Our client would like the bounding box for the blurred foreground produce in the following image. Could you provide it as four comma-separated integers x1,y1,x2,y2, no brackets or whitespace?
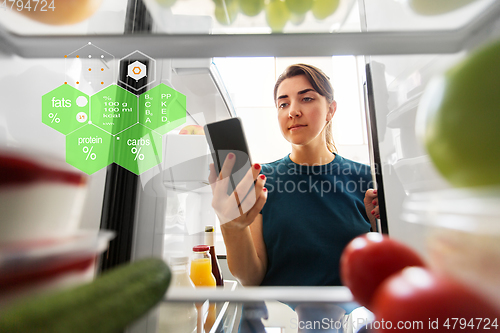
18,0,104,25
155,0,177,8
0,258,171,333
215,0,239,25
312,0,340,20
265,0,290,32
419,39,500,188
285,0,313,15
340,233,425,309
239,0,264,16
214,0,341,31
372,267,499,333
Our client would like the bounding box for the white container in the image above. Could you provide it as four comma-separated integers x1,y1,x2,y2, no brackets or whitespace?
402,187,500,313
0,149,87,243
0,230,114,307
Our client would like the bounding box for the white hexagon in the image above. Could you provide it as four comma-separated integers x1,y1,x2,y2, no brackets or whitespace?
128,61,147,81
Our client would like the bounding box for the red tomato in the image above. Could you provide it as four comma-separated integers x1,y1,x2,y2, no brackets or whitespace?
340,233,425,309
372,267,500,333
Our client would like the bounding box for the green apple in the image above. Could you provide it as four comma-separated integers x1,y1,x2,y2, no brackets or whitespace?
312,0,340,20
419,39,500,188
239,0,264,17
265,0,290,33
408,0,479,16
285,0,312,15
214,1,239,25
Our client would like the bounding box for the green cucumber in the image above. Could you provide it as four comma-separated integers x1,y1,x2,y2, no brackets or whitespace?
0,258,171,333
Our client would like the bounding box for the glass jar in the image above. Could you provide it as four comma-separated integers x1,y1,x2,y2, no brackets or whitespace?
190,245,216,288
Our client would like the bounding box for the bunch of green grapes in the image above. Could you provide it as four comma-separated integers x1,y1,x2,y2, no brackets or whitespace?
212,0,341,32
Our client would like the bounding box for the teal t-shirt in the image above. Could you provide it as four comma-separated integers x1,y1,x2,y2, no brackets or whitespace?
260,154,373,286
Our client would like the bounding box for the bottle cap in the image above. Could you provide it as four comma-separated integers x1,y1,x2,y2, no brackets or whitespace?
205,225,214,232
170,255,189,265
193,245,210,252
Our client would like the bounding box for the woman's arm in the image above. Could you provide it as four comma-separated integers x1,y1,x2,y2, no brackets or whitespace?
208,153,268,286
221,214,268,286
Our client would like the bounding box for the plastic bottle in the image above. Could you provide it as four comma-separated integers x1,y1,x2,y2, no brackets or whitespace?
158,256,197,333
204,225,224,287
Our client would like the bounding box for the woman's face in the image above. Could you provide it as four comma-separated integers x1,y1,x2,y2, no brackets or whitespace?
276,74,336,149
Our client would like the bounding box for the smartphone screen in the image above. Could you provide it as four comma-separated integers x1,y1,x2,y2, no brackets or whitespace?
204,117,253,196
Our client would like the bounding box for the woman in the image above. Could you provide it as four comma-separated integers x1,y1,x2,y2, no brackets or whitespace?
209,64,379,287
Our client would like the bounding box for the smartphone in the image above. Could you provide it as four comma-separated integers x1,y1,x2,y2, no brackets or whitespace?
204,117,253,196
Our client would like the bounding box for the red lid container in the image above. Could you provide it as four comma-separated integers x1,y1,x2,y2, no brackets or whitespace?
193,245,210,252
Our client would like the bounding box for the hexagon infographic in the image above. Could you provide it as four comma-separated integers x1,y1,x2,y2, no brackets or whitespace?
43,56,186,175
114,124,162,175
128,61,147,81
139,83,186,135
42,84,89,135
91,85,138,135
119,50,156,92
66,124,114,174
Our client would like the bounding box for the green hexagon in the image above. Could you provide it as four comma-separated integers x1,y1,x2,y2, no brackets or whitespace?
91,84,138,135
139,83,186,135
114,123,162,175
66,124,114,175
42,84,89,135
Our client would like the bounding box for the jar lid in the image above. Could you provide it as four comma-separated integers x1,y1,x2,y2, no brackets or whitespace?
193,245,210,252
205,225,214,232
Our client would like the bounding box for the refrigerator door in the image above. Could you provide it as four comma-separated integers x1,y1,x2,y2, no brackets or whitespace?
360,0,500,253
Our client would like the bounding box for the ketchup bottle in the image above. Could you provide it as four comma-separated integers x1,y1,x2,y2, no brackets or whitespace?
204,226,224,287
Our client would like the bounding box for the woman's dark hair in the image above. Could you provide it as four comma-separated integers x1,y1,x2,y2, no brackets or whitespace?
274,64,336,153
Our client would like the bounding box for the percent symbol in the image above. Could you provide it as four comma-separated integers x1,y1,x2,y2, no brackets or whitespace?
103,96,112,101
83,146,97,160
131,147,145,161
48,113,61,123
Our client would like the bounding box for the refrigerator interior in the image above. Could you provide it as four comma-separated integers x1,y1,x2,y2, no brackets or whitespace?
1,0,500,332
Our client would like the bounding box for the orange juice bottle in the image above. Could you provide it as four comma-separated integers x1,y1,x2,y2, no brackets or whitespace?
190,245,216,287
190,245,216,333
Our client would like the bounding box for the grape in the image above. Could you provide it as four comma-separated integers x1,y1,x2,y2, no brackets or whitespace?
215,1,239,26
265,0,290,33
312,0,340,20
239,0,264,17
290,12,306,26
285,0,313,15
155,0,177,8
213,0,235,6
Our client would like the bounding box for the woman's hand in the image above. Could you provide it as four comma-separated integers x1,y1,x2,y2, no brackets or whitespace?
209,153,268,229
364,189,379,230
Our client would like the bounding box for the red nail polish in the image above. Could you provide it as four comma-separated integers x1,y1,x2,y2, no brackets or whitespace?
259,174,266,180
228,153,234,159
371,210,375,215
372,200,377,205
254,163,261,170
373,189,377,194
376,215,380,219
263,187,267,192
